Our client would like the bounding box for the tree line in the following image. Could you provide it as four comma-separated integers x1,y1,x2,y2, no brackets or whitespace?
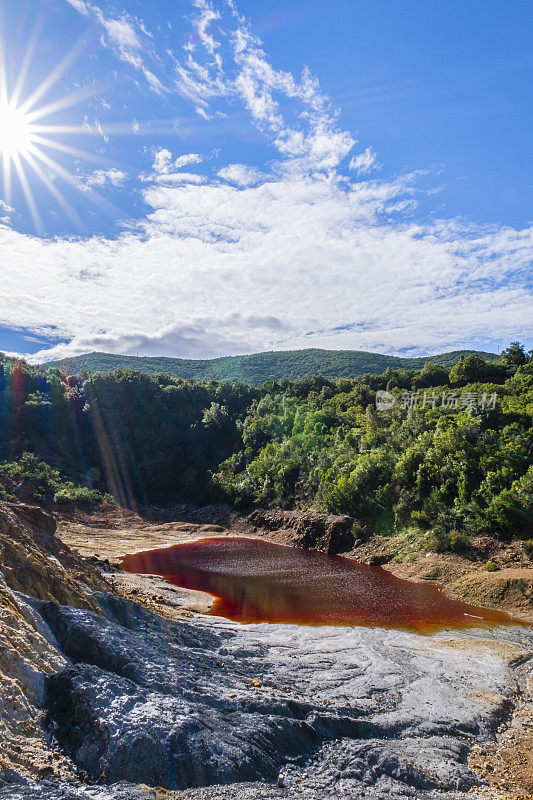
0,343,531,550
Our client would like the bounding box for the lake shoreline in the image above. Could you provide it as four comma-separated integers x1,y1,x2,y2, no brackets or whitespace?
57,504,533,622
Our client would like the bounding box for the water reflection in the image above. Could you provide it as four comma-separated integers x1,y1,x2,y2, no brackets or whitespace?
121,537,525,634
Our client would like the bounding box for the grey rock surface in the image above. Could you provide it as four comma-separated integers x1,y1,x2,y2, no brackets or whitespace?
1,590,531,800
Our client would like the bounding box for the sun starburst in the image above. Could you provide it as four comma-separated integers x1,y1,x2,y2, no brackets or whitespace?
0,102,33,158
0,22,122,232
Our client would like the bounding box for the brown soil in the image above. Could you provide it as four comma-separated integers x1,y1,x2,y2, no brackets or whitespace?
468,674,533,800
57,505,231,562
351,536,533,620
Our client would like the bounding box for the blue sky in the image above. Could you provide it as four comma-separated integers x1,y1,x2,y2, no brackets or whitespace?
0,0,532,360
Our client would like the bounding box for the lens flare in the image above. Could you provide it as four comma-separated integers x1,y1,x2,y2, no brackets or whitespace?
0,23,119,230
0,101,32,158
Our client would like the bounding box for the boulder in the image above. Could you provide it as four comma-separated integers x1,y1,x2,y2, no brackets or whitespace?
246,509,355,554
7,503,57,536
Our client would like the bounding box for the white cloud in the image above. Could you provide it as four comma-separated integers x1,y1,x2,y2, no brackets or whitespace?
166,2,356,172
350,146,380,176
231,32,355,171
149,150,204,183
2,171,532,363
152,148,173,174
155,173,206,184
99,16,141,51
68,0,356,172
67,0,166,95
83,168,128,189
218,164,261,187
3,0,530,363
175,153,203,168
82,117,109,142
65,0,89,13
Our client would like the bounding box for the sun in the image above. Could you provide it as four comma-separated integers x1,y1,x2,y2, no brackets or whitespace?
0,17,164,231
0,101,33,159
0,32,119,230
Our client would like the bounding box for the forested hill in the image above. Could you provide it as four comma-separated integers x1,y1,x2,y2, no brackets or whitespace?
1,343,531,549
43,348,499,385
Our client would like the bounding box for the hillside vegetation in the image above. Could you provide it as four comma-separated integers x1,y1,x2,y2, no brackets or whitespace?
0,344,531,551
43,347,499,385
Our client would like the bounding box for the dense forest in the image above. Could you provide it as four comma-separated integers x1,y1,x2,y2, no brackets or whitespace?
44,347,499,385
1,343,531,552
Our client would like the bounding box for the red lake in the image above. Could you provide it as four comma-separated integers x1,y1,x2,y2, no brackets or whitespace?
121,537,527,634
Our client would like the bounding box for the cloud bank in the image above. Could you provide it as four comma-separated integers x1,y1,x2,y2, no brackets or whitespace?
1,0,531,362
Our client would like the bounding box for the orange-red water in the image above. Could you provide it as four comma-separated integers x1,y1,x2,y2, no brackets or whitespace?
121,537,527,634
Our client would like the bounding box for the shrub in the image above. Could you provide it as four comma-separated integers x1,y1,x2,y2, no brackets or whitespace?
426,526,450,552
523,539,533,559
351,522,366,542
0,453,112,510
483,561,500,572
53,485,103,508
449,530,470,552
426,527,470,553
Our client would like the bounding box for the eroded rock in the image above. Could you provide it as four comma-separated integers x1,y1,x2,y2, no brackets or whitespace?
0,573,74,786
0,502,111,787
0,503,106,608
20,590,530,798
246,509,355,554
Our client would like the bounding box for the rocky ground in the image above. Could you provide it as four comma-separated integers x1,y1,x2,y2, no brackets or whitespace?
0,503,531,800
0,503,108,786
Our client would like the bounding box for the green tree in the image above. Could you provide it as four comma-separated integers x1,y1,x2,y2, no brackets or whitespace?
499,341,528,367
415,362,449,387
